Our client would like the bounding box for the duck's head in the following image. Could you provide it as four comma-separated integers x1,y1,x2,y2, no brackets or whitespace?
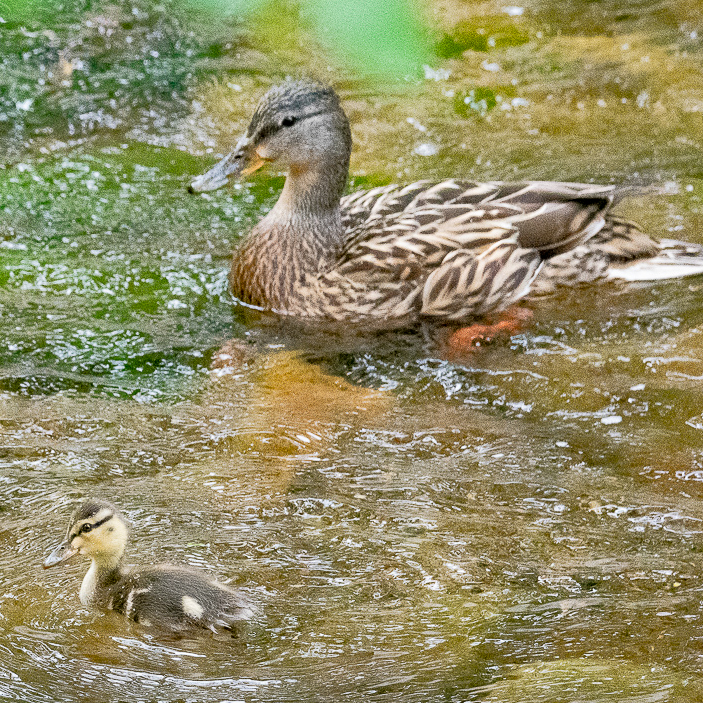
189,79,351,193
44,499,129,569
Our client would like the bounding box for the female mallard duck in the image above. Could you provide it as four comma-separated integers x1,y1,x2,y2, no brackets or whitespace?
44,499,255,633
189,79,703,329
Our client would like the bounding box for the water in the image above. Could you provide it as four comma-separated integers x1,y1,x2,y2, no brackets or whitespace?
2,0,703,701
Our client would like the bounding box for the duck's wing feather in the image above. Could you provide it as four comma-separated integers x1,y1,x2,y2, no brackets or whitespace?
532,216,703,293
339,180,618,262
317,234,540,322
418,237,541,319
327,180,618,321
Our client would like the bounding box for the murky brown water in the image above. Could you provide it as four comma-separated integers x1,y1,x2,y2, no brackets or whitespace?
3,0,703,701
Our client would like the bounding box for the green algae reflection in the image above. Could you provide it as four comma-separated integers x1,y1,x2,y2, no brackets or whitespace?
186,0,433,78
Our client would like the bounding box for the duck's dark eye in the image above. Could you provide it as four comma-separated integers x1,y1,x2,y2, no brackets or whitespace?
80,523,92,534
281,116,296,127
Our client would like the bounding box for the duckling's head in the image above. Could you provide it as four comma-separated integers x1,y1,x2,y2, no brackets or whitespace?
189,79,352,193
44,500,129,570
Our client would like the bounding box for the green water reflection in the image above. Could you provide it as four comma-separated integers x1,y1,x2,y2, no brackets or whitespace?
2,1,703,701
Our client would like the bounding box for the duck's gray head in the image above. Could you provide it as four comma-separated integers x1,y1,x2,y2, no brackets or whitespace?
189,79,352,193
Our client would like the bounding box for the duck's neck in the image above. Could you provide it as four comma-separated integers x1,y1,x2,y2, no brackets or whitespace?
231,157,349,310
79,553,124,606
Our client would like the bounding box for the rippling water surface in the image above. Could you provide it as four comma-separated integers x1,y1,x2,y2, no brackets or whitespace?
3,1,703,701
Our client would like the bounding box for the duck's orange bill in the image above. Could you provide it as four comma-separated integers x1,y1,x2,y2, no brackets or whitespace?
241,155,267,176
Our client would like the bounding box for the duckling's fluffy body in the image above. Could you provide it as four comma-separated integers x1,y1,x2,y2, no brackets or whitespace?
45,500,254,633
190,80,703,327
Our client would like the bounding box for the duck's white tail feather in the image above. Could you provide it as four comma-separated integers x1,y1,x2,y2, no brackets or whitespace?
608,238,703,281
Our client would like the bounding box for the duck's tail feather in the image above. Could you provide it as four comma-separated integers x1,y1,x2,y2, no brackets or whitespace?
608,238,703,281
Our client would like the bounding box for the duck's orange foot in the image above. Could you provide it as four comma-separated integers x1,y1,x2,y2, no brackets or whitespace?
442,307,533,360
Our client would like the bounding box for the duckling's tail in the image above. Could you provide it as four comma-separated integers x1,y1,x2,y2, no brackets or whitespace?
608,238,703,282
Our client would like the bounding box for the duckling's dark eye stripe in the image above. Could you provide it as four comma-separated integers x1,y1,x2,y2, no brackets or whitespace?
70,513,113,540
91,513,114,529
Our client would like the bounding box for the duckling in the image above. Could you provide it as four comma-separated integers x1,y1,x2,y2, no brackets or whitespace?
189,79,703,331
44,499,255,633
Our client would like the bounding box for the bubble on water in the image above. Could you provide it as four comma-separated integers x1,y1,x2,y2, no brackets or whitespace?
481,60,501,72
414,142,439,156
422,65,451,81
636,90,650,108
166,298,188,309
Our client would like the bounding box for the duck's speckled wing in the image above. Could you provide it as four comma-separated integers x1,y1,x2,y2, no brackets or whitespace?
316,233,538,322
528,215,658,294
533,218,703,293
333,180,619,320
340,180,617,254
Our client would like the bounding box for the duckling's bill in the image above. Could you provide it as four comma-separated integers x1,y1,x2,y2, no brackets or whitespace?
189,136,266,193
44,540,78,568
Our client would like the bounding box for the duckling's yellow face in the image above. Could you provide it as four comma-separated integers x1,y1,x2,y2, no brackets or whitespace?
44,501,129,568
